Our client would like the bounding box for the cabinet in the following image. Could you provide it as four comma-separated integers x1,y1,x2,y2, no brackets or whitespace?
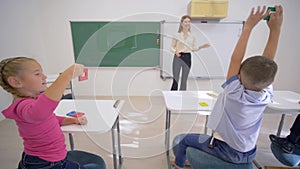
187,0,228,19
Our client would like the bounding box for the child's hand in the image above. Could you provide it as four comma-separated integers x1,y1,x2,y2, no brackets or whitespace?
267,5,283,30
175,51,181,57
244,6,269,29
75,116,88,125
66,64,85,78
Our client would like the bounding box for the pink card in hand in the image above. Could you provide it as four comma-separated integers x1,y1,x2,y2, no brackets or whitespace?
78,68,88,81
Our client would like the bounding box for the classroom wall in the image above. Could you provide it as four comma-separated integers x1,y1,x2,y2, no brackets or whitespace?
0,0,299,116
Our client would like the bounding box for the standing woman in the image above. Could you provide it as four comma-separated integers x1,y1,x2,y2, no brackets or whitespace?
170,15,210,90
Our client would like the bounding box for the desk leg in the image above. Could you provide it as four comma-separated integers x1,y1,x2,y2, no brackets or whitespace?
117,116,123,168
112,118,118,169
165,109,172,169
277,114,286,137
69,133,75,151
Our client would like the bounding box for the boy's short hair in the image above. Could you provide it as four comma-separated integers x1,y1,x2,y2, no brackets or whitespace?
239,56,278,91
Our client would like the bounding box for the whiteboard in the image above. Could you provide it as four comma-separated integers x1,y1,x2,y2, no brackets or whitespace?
160,21,244,79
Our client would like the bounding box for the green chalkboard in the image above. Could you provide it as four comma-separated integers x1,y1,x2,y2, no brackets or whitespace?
70,21,160,67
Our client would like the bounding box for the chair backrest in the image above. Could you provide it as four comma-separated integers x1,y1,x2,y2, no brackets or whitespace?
67,150,106,169
186,147,253,169
172,134,253,169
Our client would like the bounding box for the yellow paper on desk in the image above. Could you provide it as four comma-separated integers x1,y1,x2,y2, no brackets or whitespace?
199,102,208,107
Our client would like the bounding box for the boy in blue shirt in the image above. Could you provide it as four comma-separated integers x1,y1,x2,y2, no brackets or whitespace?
174,5,283,168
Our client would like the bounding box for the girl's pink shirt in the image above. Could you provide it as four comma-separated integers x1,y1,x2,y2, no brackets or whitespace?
2,93,67,162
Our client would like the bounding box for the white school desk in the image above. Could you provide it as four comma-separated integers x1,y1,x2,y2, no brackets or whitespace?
162,91,217,169
253,91,300,169
54,99,124,169
162,90,300,169
264,90,300,136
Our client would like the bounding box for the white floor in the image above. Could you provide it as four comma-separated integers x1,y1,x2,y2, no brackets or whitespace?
0,96,297,169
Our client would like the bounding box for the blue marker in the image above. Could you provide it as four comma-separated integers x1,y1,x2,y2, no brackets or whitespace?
66,111,77,117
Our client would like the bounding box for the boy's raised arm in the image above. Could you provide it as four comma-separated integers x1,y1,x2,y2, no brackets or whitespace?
226,6,269,80
263,5,283,60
